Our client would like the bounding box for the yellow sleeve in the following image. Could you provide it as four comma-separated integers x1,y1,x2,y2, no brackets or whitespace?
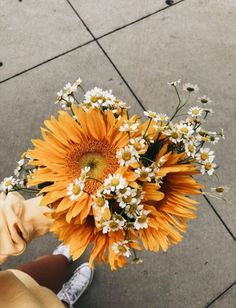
0,192,53,265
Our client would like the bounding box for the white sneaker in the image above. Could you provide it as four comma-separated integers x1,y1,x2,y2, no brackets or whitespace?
53,243,72,262
57,263,94,307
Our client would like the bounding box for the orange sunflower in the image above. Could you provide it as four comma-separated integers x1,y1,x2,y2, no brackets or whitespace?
28,106,141,224
139,143,202,253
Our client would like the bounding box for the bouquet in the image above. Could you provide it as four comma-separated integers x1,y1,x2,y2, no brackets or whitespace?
1,78,226,270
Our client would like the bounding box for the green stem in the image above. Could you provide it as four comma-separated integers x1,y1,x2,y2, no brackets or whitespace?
143,118,152,138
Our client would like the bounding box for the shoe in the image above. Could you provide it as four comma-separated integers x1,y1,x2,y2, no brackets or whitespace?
53,243,72,262
57,263,94,307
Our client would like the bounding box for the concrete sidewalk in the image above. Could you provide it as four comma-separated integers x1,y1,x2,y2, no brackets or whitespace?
0,0,235,307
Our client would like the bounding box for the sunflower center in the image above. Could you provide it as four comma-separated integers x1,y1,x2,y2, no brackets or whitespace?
66,139,119,193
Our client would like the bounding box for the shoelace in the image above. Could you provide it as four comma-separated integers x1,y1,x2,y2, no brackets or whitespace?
64,276,88,302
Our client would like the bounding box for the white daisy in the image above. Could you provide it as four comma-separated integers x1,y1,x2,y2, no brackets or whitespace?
67,179,84,200
103,174,127,194
60,94,75,110
143,110,157,119
55,90,63,104
196,148,215,163
165,126,182,144
184,141,196,158
197,95,212,104
119,121,139,133
135,166,155,182
117,189,140,209
116,146,139,167
125,203,144,219
75,78,82,86
188,106,204,118
155,113,169,122
64,82,77,95
91,193,109,213
117,186,135,198
183,83,199,93
177,123,194,138
208,132,220,145
112,240,132,258
129,137,147,153
200,162,216,176
134,210,151,230
0,176,16,192
168,79,181,87
102,217,125,233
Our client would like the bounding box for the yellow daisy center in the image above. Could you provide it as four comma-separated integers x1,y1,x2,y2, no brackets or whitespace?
109,221,119,229
133,142,142,151
96,197,105,207
137,215,147,224
192,109,200,115
171,132,179,139
123,195,132,203
188,145,194,153
118,245,127,253
5,180,11,186
111,178,120,186
201,153,209,160
140,171,148,179
122,151,132,161
72,185,82,195
205,162,212,170
180,127,189,133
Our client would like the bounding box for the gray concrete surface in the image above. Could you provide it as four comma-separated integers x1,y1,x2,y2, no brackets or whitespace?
0,0,235,307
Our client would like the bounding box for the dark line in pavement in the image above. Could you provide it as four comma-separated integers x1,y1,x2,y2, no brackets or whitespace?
66,0,146,111
205,281,236,307
96,0,185,41
0,0,185,85
203,194,236,241
0,40,94,84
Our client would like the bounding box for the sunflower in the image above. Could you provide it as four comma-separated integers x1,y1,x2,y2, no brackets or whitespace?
139,143,202,252
28,106,142,224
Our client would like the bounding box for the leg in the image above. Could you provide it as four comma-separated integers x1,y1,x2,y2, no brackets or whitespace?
17,254,69,294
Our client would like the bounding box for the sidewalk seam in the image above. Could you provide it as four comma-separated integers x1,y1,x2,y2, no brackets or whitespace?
0,0,185,85
0,40,94,84
205,281,236,307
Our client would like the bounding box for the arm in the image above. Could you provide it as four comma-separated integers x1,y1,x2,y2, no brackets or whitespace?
0,192,53,265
